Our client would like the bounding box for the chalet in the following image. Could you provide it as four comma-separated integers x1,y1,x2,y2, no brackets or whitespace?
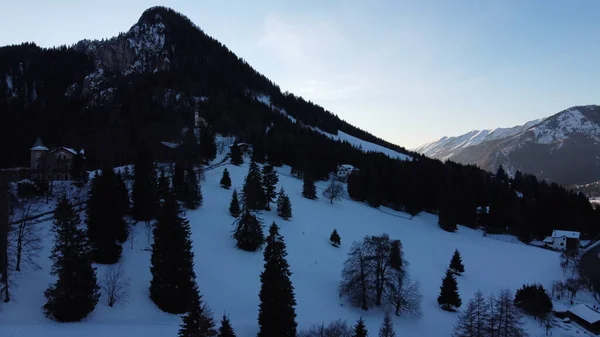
543,230,580,251
567,304,600,334
230,142,250,153
336,164,357,182
30,138,84,181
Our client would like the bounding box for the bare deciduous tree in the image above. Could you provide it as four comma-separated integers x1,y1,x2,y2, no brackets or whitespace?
128,223,138,250
298,319,353,337
10,198,43,272
323,174,344,204
102,263,130,307
386,274,422,318
339,241,372,310
144,220,154,245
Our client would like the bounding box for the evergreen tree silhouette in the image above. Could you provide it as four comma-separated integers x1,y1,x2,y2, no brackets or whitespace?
437,269,462,311
220,168,232,189
229,189,241,218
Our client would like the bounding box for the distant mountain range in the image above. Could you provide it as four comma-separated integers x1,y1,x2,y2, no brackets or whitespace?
414,105,600,185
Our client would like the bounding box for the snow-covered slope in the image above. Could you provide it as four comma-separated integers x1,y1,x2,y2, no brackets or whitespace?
255,93,412,161
415,105,600,185
1,156,583,337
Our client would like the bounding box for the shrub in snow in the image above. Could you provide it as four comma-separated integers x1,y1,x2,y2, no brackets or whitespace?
297,319,352,337
513,283,552,321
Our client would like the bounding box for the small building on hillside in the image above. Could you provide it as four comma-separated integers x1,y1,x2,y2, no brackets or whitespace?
30,137,85,181
229,142,250,154
543,230,580,251
567,304,600,334
336,164,357,182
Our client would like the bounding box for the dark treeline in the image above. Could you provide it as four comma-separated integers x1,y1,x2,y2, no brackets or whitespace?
0,6,598,241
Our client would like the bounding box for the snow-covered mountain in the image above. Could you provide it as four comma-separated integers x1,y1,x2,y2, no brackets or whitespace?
415,105,600,185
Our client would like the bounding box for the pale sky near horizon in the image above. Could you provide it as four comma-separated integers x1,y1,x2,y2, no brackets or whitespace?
2,1,599,149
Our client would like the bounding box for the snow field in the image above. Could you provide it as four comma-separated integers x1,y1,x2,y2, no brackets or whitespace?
0,158,569,336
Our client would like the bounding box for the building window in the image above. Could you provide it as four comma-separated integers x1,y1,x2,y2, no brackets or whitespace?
35,164,40,170
560,242,564,246
36,153,40,158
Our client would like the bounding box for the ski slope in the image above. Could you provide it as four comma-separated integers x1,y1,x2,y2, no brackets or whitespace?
0,157,586,337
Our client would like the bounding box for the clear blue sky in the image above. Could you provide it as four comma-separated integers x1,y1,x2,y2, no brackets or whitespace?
2,1,599,149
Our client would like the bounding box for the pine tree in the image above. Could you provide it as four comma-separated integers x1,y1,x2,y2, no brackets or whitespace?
178,283,217,337
261,164,279,210
132,143,158,221
438,269,462,311
229,189,241,218
232,205,264,251
86,168,128,264
158,168,170,202
199,126,217,164
389,240,404,271
243,159,266,211
173,160,186,201
495,289,527,337
220,168,232,189
184,164,202,210
150,191,196,314
302,174,317,200
330,229,341,247
353,317,369,337
218,314,236,337
257,223,297,337
230,143,243,166
44,197,100,322
449,249,465,275
276,188,292,220
452,290,488,337
379,312,396,337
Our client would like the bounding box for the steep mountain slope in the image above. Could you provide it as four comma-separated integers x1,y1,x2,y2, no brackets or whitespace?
0,6,413,169
415,106,600,185
1,157,573,337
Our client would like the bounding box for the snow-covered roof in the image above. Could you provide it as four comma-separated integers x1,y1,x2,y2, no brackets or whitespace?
160,141,180,149
30,146,49,151
568,304,600,324
552,230,580,239
49,147,78,155
338,164,355,171
552,301,569,313
543,236,554,243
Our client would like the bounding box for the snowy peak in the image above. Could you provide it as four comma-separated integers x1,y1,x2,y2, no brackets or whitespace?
415,105,600,185
532,106,600,144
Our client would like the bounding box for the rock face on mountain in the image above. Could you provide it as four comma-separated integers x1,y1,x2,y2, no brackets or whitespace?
415,105,600,185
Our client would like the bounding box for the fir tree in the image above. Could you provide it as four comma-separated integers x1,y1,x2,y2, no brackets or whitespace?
449,249,465,275
178,283,217,337
132,143,158,221
173,159,186,201
229,189,241,218
243,159,266,211
218,314,236,337
353,317,369,337
257,223,297,337
86,168,128,264
261,164,279,210
389,240,404,271
230,143,243,166
276,188,292,220
232,205,264,251
199,126,217,164
150,191,196,314
379,312,396,337
330,229,341,247
158,168,170,202
184,164,202,210
220,168,232,189
302,174,317,200
44,197,100,322
438,269,462,311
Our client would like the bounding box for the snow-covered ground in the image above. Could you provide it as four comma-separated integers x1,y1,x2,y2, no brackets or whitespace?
1,156,594,337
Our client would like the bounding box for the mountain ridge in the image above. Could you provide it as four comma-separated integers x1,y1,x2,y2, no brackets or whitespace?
415,105,600,185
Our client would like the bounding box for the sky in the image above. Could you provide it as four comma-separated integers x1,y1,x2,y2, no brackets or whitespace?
2,1,600,149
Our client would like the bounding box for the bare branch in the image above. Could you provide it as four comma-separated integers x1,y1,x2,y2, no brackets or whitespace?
102,263,130,307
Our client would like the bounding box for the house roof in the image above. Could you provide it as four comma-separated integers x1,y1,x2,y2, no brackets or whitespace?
543,236,554,243
338,164,355,171
568,304,600,324
552,230,580,239
160,141,180,149
30,137,49,151
49,147,78,155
